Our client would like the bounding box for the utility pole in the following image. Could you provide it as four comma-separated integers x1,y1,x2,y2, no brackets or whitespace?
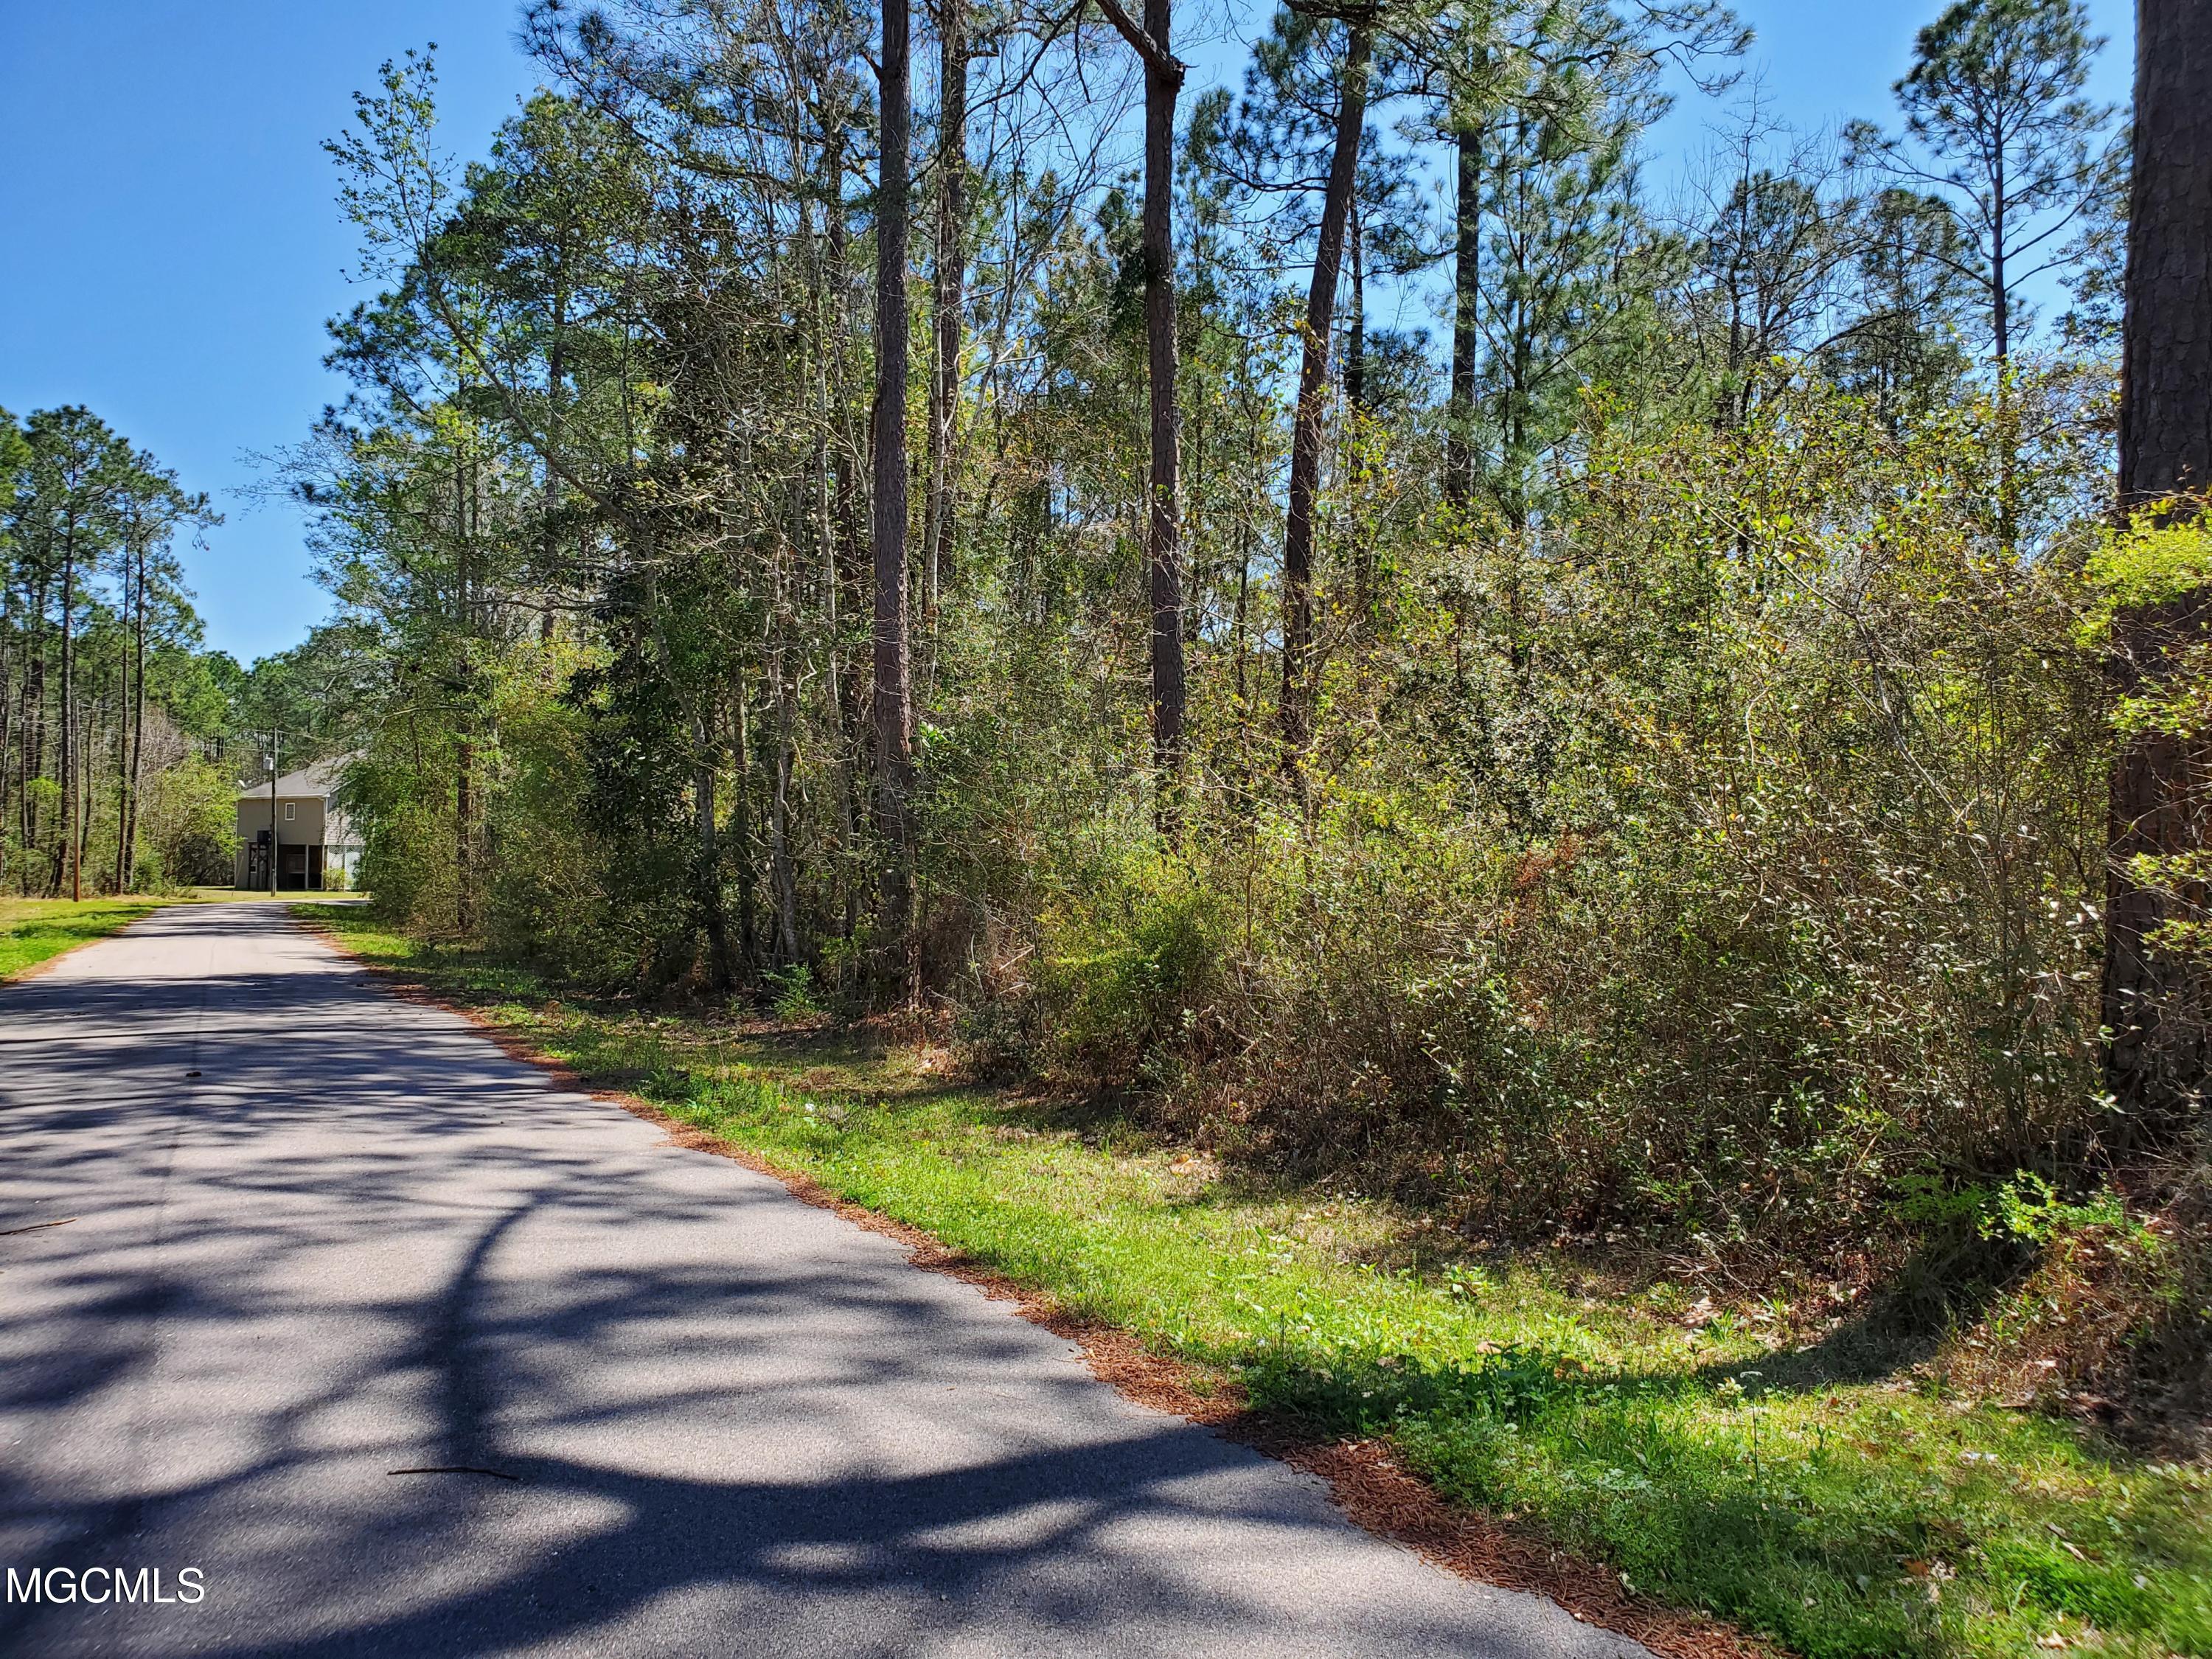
267,729,279,898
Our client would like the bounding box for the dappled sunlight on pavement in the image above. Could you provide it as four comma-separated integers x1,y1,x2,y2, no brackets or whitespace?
0,904,1640,1658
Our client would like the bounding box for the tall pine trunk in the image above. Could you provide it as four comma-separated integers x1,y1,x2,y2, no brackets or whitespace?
1140,0,1186,820
768,529,804,969
1993,154,2019,552
1278,18,1372,779
125,535,147,891
115,528,146,894
771,670,802,967
1345,199,1366,415
732,692,760,972
113,632,128,894
693,717,735,992
819,124,869,948
923,0,970,641
1447,121,1481,510
54,512,78,900
2103,0,2212,1124
1096,0,1187,824
873,0,919,951
0,574,15,893
20,581,44,870
455,737,474,930
1346,198,1377,627
74,698,92,898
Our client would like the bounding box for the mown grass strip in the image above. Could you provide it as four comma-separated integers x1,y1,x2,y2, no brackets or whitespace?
0,897,173,980
307,905,2212,1659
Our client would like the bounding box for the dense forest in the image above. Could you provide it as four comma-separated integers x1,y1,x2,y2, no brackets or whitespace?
0,407,252,897
256,0,2202,1401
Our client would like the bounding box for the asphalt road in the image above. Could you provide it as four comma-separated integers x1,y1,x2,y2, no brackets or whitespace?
0,902,1647,1658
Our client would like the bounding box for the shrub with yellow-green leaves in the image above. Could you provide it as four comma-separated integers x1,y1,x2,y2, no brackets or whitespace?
1019,383,2123,1256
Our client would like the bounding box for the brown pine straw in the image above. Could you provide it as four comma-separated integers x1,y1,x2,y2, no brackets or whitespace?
320,927,1781,1659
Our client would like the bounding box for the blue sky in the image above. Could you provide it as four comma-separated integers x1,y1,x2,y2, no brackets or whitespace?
0,1,2135,665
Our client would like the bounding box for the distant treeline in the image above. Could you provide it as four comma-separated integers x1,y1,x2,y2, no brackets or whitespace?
1,406,247,894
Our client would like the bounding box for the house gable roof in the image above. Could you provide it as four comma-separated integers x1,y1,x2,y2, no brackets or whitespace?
237,757,349,803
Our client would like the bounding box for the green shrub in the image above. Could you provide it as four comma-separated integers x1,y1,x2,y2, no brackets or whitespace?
1035,854,1228,1084
970,383,2117,1256
764,964,823,1021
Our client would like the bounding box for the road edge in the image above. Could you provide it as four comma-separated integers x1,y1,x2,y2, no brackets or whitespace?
293,911,1784,1659
0,898,177,984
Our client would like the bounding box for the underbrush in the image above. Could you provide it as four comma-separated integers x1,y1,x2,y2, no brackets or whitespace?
919,399,2129,1287
1936,1173,2212,1446
305,905,2212,1659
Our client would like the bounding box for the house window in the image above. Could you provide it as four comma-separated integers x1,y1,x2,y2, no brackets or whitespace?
283,803,296,821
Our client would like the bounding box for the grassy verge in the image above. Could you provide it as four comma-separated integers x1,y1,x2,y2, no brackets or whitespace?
0,890,360,980
0,896,173,978
307,905,2211,1659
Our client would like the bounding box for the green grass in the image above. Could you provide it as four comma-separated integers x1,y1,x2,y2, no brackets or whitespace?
0,889,363,979
307,905,2212,1659
0,896,173,978
185,886,369,904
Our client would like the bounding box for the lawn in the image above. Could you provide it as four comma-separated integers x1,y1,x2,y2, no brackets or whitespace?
0,896,172,979
306,906,2212,1659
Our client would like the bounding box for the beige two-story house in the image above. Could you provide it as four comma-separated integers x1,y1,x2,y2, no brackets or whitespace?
235,759,360,891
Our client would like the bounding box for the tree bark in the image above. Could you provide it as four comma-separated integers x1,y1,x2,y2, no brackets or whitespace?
55,509,78,900
1447,120,1481,510
1992,147,2009,369
767,527,804,970
693,719,735,993
1346,196,1379,628
455,736,474,933
732,691,760,973
771,670,802,967
819,124,869,947
74,698,91,897
113,546,130,895
874,0,919,950
2103,0,2212,1124
20,577,45,869
923,0,970,636
0,573,13,893
1140,0,1186,820
1993,147,2020,551
1345,198,1367,415
1096,0,1187,823
1279,18,1372,779
120,529,148,891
